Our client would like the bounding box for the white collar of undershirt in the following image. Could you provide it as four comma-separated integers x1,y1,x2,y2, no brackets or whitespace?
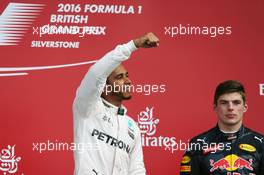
220,129,238,134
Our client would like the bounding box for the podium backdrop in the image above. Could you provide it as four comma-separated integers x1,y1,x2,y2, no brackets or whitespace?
1,0,264,174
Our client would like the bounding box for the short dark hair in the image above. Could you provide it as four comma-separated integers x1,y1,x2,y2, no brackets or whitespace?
214,80,246,105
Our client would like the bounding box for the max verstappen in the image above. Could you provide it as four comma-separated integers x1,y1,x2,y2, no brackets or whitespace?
73,33,159,175
180,80,264,175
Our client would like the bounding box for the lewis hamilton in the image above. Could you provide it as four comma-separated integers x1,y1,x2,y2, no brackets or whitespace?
73,33,159,175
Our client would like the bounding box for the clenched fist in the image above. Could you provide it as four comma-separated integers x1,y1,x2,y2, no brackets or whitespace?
133,32,159,48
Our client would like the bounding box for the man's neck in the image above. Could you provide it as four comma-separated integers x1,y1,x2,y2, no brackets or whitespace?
218,121,242,133
102,96,122,107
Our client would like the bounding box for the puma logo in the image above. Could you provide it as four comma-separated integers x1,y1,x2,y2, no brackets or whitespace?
254,136,263,143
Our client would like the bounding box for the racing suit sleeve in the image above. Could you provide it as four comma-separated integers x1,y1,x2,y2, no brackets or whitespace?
74,40,137,117
180,141,201,175
128,126,146,175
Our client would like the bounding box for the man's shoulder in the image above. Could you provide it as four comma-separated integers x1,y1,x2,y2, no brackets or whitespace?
124,115,138,125
189,126,217,143
243,126,264,146
123,115,140,132
244,126,264,137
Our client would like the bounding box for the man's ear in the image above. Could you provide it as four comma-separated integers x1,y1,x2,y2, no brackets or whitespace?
243,103,248,112
213,104,217,111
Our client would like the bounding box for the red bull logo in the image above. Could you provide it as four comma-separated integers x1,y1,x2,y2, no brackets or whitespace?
210,154,253,172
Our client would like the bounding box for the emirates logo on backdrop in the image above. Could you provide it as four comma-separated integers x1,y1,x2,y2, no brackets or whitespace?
0,145,21,174
137,107,159,136
136,107,177,153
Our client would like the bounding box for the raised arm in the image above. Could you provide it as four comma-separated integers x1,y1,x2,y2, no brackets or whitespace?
74,33,159,117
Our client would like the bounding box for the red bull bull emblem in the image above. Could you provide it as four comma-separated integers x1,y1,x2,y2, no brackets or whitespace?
210,154,253,173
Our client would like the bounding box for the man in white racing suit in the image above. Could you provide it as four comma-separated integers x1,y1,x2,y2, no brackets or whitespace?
73,33,159,175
